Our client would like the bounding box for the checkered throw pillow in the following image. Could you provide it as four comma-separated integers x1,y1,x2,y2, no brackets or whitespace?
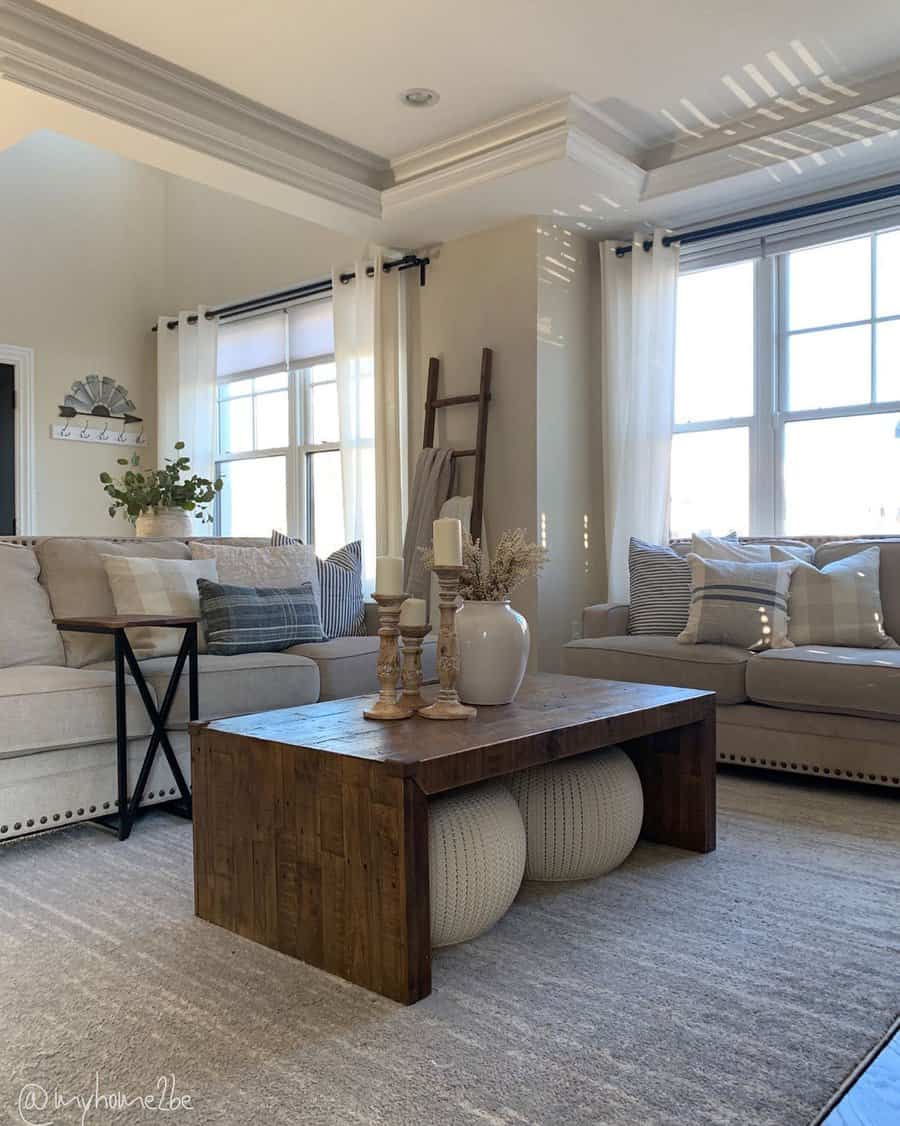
102,554,218,657
271,531,366,639
197,579,324,656
677,555,797,651
772,546,898,648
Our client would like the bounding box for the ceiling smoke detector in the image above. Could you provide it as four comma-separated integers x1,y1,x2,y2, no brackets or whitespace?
400,88,440,108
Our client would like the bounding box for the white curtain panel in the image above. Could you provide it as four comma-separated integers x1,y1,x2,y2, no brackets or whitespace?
600,232,680,603
156,308,217,483
332,252,409,589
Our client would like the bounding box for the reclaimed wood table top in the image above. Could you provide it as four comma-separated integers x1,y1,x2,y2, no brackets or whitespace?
54,614,200,633
200,673,715,795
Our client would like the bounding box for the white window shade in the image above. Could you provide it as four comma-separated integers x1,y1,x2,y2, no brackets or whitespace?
217,312,286,379
289,299,334,365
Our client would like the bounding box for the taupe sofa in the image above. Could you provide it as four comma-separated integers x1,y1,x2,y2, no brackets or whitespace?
0,536,436,840
563,537,900,789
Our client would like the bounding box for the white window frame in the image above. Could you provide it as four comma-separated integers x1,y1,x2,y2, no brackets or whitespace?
673,230,900,537
214,303,337,540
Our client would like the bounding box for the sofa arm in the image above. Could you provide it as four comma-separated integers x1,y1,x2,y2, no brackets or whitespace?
582,603,629,639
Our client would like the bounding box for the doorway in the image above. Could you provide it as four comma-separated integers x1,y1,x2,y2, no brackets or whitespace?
0,362,14,534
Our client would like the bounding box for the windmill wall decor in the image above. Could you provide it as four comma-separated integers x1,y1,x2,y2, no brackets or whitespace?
52,374,147,447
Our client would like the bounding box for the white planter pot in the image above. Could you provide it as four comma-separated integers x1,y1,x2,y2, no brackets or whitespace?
456,600,530,706
134,509,193,539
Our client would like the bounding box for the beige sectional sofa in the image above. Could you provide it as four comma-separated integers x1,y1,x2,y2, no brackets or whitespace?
0,536,436,840
563,537,900,789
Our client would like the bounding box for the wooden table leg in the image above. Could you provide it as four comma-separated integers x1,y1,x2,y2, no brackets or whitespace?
192,730,433,1004
623,705,716,853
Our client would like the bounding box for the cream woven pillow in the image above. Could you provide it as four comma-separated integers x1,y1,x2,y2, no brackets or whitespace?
678,555,797,651
772,546,898,648
190,542,320,606
102,555,218,657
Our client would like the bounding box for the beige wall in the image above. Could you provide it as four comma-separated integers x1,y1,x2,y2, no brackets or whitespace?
412,218,540,638
0,132,368,535
536,226,601,670
162,176,366,311
0,132,166,535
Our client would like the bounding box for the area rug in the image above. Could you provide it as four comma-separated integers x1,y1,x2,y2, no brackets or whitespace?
0,773,897,1126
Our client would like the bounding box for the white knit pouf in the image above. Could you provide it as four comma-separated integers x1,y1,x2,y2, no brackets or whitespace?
429,781,526,948
507,748,644,882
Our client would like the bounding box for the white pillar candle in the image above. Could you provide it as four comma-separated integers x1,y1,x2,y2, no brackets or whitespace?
399,597,427,628
375,555,404,596
433,517,463,567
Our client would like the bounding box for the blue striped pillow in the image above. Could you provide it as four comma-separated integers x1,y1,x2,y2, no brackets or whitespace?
197,578,324,656
271,531,366,639
628,538,692,635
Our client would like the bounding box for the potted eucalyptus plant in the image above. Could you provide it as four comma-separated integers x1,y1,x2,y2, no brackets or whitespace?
100,442,223,537
424,529,548,705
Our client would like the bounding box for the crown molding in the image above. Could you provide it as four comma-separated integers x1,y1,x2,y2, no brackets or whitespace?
0,0,387,216
384,95,644,217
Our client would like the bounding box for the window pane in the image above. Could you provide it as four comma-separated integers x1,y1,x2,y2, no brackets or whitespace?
218,456,287,537
254,371,288,393
310,361,336,385
308,449,344,558
219,397,253,455
670,427,749,539
311,382,339,444
787,324,870,411
675,262,754,424
876,229,900,318
219,378,253,401
876,320,900,402
783,414,900,535
787,237,870,331
255,390,289,449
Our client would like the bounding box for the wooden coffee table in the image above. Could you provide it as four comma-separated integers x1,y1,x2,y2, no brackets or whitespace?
190,674,715,1004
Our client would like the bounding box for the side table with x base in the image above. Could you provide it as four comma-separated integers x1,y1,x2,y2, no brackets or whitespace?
53,615,198,841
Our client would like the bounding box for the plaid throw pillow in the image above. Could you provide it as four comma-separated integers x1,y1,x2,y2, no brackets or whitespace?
677,555,797,651
772,546,898,648
627,538,691,636
271,531,366,639
197,579,324,656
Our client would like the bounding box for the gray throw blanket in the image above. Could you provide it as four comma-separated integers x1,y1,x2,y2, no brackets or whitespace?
403,448,455,597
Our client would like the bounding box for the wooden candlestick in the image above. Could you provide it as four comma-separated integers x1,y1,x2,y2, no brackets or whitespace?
400,624,431,711
364,594,414,721
419,566,477,721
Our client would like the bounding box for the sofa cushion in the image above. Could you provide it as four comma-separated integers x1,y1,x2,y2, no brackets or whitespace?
814,540,900,643
562,635,750,704
0,544,65,669
746,646,900,721
286,636,438,701
36,538,191,668
0,666,153,755
98,651,321,727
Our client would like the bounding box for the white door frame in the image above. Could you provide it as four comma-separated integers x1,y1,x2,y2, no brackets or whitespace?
0,345,36,535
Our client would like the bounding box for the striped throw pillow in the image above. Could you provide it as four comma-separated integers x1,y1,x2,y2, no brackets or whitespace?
677,555,797,651
271,532,366,639
628,538,692,636
197,579,324,656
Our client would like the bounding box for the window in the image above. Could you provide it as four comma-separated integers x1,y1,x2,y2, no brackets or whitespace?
215,300,349,558
671,230,900,538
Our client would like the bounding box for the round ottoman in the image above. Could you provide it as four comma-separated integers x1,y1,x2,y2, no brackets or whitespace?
429,781,526,948
508,748,643,881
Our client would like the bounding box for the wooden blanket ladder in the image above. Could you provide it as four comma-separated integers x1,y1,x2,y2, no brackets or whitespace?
422,347,492,539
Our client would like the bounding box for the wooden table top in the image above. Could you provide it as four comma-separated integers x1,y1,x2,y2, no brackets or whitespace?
200,674,714,795
54,614,200,632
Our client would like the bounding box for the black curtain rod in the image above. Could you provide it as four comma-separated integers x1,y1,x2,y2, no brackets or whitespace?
614,181,900,257
152,253,429,331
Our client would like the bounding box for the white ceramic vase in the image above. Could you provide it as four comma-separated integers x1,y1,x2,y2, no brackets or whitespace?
456,600,530,706
134,508,193,539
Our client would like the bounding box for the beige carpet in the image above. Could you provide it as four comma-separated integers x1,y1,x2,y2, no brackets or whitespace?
1,773,897,1126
